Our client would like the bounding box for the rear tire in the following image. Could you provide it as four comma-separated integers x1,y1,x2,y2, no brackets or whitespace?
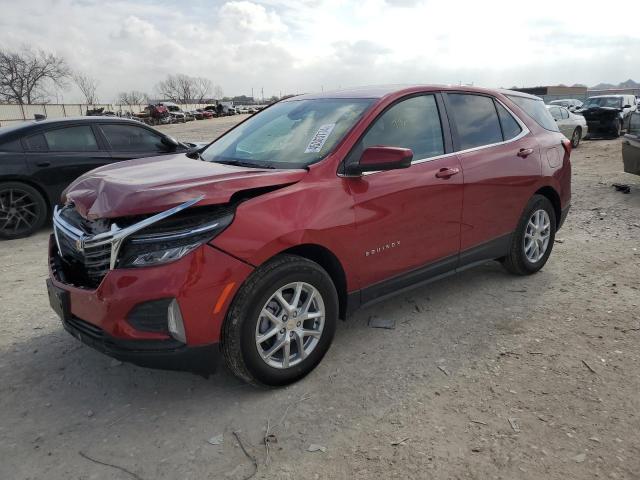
0,182,48,240
571,127,581,148
222,254,338,386
501,195,556,276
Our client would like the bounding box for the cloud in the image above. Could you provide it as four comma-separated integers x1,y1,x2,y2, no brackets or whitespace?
0,0,639,102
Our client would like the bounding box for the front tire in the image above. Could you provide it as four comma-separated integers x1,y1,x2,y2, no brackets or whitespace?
0,182,48,239
222,254,338,386
613,119,622,138
502,195,556,276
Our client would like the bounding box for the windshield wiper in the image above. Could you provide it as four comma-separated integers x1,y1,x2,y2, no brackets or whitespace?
215,160,275,169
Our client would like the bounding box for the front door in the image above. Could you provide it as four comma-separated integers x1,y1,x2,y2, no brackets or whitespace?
98,123,181,161
345,94,463,298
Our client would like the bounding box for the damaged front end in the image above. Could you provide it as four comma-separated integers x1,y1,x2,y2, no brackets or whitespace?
52,197,233,289
578,107,622,136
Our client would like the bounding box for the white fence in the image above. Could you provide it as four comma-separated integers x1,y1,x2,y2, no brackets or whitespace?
0,102,212,127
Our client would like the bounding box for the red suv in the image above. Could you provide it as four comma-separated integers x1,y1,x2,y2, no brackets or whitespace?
47,85,571,386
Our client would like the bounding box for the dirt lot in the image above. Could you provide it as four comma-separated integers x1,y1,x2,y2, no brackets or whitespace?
1,117,639,479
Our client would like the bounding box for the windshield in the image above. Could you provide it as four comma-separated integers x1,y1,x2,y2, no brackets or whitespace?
200,98,374,168
584,97,622,108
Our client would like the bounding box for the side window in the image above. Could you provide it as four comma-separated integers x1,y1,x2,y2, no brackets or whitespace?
495,103,522,141
0,138,24,152
560,108,569,119
549,107,562,121
25,133,49,151
359,95,444,161
101,124,164,152
448,94,503,150
43,126,99,152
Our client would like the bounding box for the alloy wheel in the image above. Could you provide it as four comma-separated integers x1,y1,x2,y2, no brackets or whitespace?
0,187,39,236
523,209,551,263
255,282,325,369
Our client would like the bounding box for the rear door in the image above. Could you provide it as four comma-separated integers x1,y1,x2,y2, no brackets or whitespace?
24,124,111,202
623,113,640,175
98,123,181,161
346,93,463,296
443,92,541,256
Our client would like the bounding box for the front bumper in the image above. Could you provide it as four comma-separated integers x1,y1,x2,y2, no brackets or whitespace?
58,302,220,374
47,235,253,372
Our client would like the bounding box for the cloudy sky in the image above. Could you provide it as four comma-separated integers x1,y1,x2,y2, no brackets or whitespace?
1,0,638,102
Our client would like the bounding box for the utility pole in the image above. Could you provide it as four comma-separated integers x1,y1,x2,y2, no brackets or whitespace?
251,88,254,101
261,87,264,103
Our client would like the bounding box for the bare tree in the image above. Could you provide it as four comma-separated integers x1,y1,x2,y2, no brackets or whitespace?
0,47,70,104
194,77,212,103
156,74,215,104
73,72,99,104
117,90,149,106
213,85,224,100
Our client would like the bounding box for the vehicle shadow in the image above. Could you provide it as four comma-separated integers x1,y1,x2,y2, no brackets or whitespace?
0,259,560,477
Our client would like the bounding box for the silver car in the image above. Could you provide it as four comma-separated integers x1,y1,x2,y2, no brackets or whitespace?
547,104,588,148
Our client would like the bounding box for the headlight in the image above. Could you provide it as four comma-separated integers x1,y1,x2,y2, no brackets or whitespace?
118,212,233,268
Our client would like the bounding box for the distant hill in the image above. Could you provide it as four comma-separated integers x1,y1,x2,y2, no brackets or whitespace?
591,79,639,89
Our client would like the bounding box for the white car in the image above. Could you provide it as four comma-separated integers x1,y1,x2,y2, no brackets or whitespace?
547,104,588,147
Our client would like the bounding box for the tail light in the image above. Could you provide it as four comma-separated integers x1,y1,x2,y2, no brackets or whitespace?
561,138,572,155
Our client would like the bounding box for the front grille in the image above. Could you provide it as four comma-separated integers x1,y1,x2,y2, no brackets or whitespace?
56,226,111,285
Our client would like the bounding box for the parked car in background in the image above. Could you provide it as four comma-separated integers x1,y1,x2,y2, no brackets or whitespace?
47,85,571,386
547,105,588,147
159,102,187,123
576,95,637,137
136,104,171,126
203,105,220,117
549,99,583,112
191,110,204,120
0,117,197,239
622,112,640,176
198,109,214,119
183,111,195,122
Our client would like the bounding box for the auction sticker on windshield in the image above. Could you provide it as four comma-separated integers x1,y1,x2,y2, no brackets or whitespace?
305,123,335,153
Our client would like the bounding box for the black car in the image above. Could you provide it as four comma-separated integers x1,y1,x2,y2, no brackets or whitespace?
0,117,196,239
577,95,638,138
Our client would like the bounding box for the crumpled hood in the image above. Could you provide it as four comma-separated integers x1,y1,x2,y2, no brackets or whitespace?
63,154,307,220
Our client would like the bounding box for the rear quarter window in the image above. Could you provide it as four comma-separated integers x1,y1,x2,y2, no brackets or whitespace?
507,95,559,132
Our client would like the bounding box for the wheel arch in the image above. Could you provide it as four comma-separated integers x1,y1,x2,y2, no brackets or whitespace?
278,243,349,320
534,186,561,228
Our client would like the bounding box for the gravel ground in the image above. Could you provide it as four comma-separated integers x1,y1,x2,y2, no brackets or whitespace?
0,121,639,479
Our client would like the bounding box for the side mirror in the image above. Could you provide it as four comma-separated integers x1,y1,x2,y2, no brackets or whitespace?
346,146,413,176
161,135,180,150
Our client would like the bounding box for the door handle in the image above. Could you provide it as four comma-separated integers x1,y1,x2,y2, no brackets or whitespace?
435,167,460,179
517,148,534,158
36,161,51,167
